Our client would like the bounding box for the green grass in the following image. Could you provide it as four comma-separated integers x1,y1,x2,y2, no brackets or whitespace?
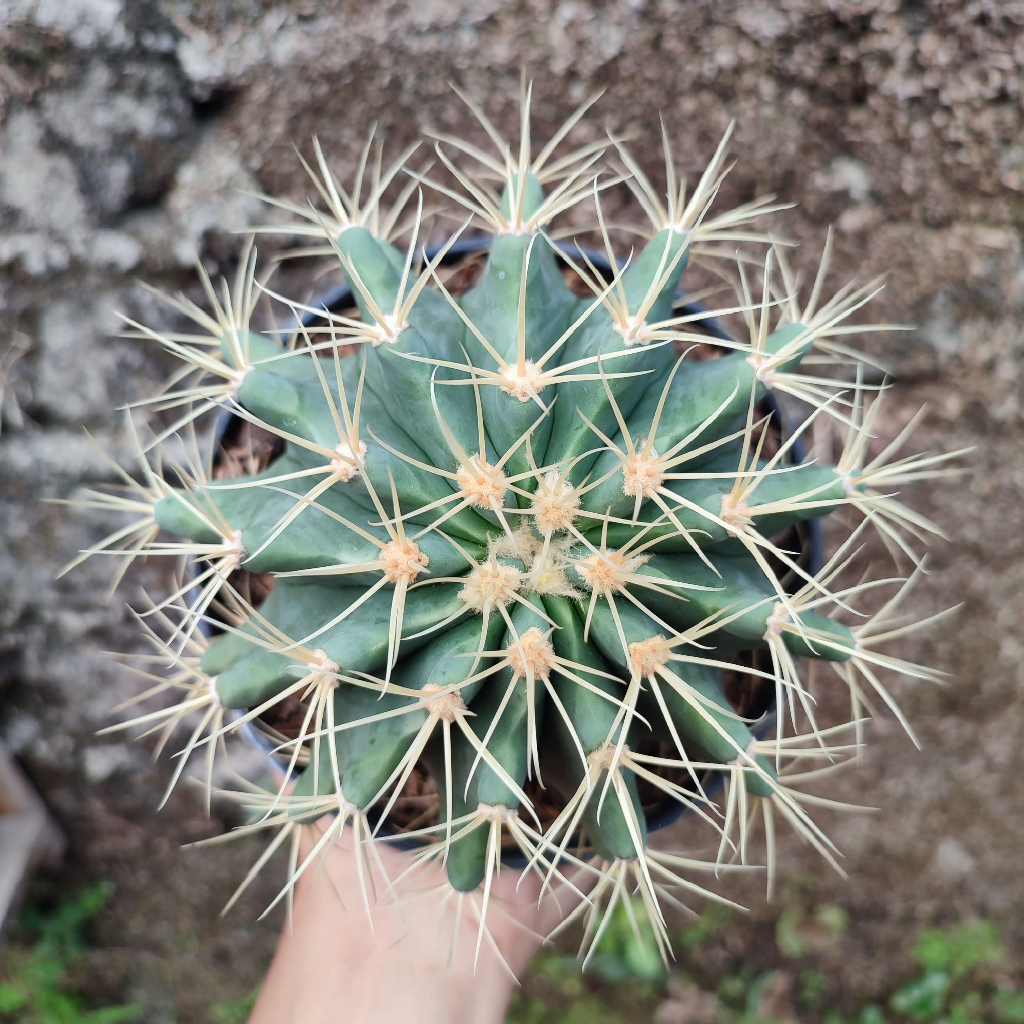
506,895,668,1024
0,883,141,1024
880,920,1017,1024
0,884,267,1024
5,881,1019,1024
819,919,1018,1024
506,905,1023,1024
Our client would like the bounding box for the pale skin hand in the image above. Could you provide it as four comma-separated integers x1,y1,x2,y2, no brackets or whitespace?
248,823,587,1024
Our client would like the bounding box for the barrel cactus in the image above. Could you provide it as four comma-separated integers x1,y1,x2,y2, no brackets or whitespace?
74,87,961,968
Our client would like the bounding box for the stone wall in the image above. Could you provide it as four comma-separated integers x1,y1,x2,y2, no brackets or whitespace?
1,1,1022,1017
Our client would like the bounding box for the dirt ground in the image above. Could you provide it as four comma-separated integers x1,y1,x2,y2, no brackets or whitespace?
1,2,1023,1021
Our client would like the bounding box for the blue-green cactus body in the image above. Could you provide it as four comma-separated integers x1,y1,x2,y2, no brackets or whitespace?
158,186,867,896
87,103,949,953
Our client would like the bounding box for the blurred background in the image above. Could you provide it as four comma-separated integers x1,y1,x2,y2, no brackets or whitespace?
1,2,1022,1022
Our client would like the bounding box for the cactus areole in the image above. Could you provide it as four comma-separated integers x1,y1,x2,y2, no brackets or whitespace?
80,87,960,967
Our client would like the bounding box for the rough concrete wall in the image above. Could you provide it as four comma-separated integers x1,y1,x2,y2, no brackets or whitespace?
1,0,1022,1018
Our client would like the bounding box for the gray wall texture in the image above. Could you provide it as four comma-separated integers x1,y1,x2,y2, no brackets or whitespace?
1,1,1022,1019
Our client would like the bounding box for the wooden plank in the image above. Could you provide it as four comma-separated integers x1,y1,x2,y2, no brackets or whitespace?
0,743,65,938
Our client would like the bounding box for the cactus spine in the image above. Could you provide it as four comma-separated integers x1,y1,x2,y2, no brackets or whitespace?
74,86,963,969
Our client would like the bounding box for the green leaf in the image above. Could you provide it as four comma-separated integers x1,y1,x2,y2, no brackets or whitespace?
775,906,808,958
815,905,850,939
680,904,731,949
913,921,1002,979
913,930,955,973
589,896,667,984
81,1005,144,1023
890,971,950,1021
0,982,28,1013
995,988,1024,1024
0,884,149,1024
859,1004,887,1024
946,992,983,1024
799,969,827,1007
15,882,113,957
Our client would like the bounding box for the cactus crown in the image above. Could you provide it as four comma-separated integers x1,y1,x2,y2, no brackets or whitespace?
76,86,964,970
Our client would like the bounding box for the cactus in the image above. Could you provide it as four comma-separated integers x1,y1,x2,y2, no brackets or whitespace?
72,86,964,969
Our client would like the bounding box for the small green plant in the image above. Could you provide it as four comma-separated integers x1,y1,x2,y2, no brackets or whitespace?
69,83,963,969
584,895,667,985
681,903,732,950
888,920,1009,1024
0,884,140,1024
506,895,666,1022
800,969,828,1007
912,921,1003,979
776,902,848,958
995,991,1024,1024
816,918,1020,1024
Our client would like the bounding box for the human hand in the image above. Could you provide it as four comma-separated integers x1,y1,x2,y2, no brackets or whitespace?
248,816,589,1024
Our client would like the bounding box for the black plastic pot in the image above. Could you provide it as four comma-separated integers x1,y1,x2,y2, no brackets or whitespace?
209,235,824,848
